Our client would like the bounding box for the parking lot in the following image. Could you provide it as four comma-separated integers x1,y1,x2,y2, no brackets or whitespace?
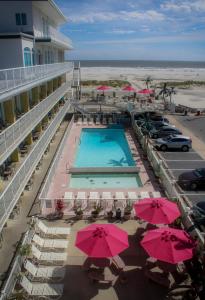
157,148,205,206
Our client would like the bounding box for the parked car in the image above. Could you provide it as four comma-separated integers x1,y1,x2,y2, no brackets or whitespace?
154,135,192,152
149,126,182,139
150,115,169,123
178,168,205,190
150,121,174,130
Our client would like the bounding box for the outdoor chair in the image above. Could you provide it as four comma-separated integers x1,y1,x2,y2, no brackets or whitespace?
127,192,139,204
20,275,63,298
32,234,69,249
88,116,93,125
24,260,66,281
83,116,87,125
96,116,101,125
36,220,71,237
89,192,101,201
152,191,161,198
140,191,150,199
102,116,107,125
31,245,67,264
77,116,83,126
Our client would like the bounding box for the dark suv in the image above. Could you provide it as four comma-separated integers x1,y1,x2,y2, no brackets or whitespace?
178,168,205,190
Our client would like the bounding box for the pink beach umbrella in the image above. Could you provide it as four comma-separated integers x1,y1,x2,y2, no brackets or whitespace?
122,85,136,92
75,224,129,258
138,89,154,94
96,85,111,95
141,227,196,264
134,198,181,225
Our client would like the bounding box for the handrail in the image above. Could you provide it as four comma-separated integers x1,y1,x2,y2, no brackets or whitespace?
0,82,70,164
0,101,70,233
0,62,73,94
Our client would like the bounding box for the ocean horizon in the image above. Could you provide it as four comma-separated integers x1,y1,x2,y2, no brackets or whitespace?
72,60,205,69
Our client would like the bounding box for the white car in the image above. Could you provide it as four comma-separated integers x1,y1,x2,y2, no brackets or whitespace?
154,135,192,152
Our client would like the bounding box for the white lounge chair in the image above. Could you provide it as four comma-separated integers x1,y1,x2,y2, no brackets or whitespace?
33,234,69,249
77,116,83,126
127,192,139,204
102,116,107,125
83,116,87,125
102,192,112,200
76,191,86,200
140,191,150,200
89,191,101,201
96,116,101,125
108,117,113,124
24,260,65,280
20,275,63,298
36,220,71,237
152,191,161,198
105,200,113,212
88,116,93,125
115,192,125,200
32,245,67,264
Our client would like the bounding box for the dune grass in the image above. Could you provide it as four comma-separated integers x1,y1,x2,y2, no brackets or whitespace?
81,80,130,87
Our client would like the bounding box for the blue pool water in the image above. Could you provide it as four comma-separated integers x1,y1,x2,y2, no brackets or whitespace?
70,174,142,189
74,128,135,167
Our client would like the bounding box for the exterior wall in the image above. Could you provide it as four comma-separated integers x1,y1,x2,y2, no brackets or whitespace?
0,1,33,34
0,38,23,68
32,6,57,38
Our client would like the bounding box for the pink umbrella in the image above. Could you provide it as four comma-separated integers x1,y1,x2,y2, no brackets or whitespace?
75,224,129,258
134,198,181,225
122,85,136,92
138,89,154,94
141,227,196,264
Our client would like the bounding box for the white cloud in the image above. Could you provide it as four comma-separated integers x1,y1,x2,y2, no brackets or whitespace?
69,10,165,23
106,29,136,34
161,1,205,12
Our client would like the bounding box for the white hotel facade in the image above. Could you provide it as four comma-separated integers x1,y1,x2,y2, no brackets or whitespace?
0,0,74,233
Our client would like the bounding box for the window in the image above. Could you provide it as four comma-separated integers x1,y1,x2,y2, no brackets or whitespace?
24,47,32,66
15,13,27,26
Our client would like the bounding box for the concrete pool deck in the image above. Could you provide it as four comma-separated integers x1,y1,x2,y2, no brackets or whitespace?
46,123,158,201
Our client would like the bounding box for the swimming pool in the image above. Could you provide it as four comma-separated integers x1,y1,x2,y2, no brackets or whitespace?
70,174,142,189
74,128,135,167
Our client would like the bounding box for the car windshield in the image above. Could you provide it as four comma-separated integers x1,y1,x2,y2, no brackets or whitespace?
164,136,173,141
194,168,205,177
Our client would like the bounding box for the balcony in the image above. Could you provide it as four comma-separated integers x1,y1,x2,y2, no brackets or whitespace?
0,82,70,165
0,100,70,232
35,26,73,50
0,62,73,96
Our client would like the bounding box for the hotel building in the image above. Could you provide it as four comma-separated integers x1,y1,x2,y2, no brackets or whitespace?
0,0,74,233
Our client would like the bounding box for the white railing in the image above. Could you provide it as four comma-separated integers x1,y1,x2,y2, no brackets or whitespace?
48,26,73,48
0,62,73,94
0,101,70,233
39,115,74,200
0,230,33,300
0,82,70,165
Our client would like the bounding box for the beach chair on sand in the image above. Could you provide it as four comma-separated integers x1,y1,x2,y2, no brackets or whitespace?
20,275,63,298
24,259,65,280
36,220,71,237
31,245,67,264
32,234,69,250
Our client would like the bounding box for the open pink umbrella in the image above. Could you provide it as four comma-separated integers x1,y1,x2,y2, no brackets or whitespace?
141,227,196,264
96,85,111,95
138,89,154,94
75,224,129,258
134,198,181,225
122,86,136,92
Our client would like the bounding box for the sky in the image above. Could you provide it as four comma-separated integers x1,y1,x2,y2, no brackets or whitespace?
55,0,205,61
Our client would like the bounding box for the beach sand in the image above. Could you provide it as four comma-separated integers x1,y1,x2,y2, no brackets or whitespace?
81,67,205,109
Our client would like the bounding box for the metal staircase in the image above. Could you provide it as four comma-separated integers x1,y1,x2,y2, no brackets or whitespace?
72,61,81,100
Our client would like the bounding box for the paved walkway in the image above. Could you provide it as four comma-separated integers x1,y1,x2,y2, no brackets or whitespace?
0,121,69,281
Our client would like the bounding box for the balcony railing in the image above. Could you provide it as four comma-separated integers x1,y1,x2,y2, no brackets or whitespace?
0,82,70,165
0,100,70,233
35,26,73,49
0,62,73,95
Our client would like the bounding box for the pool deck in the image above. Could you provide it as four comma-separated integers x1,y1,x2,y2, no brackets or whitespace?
46,123,158,200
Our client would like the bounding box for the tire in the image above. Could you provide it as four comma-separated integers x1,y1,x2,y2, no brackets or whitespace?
190,182,197,190
181,145,189,152
160,145,168,151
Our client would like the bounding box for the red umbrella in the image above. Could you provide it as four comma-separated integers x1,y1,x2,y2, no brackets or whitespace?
134,198,181,225
75,224,129,258
138,89,154,94
96,85,111,96
122,86,136,92
141,227,196,264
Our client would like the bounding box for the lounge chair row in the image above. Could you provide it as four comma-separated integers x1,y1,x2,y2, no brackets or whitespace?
19,220,71,299
76,115,117,126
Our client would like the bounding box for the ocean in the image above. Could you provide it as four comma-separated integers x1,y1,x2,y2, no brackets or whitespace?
75,60,205,69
